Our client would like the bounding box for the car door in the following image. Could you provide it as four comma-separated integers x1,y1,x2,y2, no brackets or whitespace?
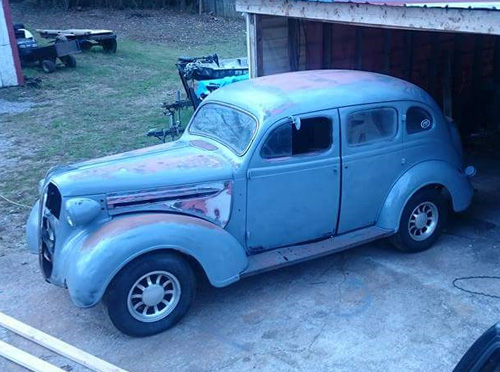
246,110,341,251
338,103,405,234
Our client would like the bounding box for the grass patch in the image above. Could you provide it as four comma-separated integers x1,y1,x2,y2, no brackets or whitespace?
0,37,245,206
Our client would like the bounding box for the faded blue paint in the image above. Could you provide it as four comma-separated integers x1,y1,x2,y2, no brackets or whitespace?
377,161,474,230
64,213,247,307
26,70,474,310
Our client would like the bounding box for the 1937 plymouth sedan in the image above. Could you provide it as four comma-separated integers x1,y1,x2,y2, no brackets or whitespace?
26,70,475,336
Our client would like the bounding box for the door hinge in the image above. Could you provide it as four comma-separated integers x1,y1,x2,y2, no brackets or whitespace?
246,230,251,240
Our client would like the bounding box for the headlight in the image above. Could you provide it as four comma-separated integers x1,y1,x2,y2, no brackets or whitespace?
65,198,102,227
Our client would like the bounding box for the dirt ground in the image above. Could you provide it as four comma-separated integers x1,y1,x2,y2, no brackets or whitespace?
1,5,500,372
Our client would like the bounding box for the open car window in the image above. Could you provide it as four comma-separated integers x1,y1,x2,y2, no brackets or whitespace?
261,117,332,159
189,103,257,155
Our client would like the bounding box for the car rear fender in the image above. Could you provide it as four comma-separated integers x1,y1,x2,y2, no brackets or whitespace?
377,160,474,231
65,213,248,308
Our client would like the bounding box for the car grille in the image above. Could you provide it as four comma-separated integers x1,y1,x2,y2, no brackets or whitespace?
39,183,61,279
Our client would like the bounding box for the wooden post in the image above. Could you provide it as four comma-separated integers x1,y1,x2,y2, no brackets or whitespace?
383,29,391,74
443,51,453,118
494,36,500,83
452,33,465,124
355,27,364,70
406,31,414,81
472,34,484,95
246,13,258,78
427,32,439,99
322,22,333,69
288,18,300,71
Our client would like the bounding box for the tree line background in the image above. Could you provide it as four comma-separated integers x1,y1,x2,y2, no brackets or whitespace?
18,0,236,15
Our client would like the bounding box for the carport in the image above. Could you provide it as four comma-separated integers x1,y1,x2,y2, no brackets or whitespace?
236,0,500,139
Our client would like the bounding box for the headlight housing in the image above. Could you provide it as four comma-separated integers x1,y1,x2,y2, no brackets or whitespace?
65,198,102,227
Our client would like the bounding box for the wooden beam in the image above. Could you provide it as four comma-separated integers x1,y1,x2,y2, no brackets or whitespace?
428,33,439,97
406,31,414,81
494,36,500,83
288,18,300,71
0,312,129,372
322,23,333,69
355,27,364,70
236,0,500,36
443,51,453,117
246,13,258,78
0,340,65,372
383,29,391,74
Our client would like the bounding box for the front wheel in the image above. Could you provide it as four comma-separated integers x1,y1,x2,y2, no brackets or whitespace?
106,252,195,337
41,59,56,73
390,188,448,253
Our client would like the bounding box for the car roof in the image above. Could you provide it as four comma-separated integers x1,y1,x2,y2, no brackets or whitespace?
203,69,440,124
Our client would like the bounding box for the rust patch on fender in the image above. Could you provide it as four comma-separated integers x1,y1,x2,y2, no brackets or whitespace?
82,213,217,251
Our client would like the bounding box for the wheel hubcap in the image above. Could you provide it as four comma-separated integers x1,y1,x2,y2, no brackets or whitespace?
408,201,439,241
127,271,181,323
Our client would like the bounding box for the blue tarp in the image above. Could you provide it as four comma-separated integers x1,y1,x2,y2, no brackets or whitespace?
196,74,249,98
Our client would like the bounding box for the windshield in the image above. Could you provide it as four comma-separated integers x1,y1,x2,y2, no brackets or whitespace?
189,103,257,155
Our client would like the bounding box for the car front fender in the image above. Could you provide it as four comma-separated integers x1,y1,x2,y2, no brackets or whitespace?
377,160,474,231
65,213,248,308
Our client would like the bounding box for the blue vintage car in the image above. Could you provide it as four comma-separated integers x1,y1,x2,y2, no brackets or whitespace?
27,70,475,336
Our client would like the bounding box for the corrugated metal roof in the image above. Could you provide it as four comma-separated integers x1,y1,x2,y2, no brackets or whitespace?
309,0,500,10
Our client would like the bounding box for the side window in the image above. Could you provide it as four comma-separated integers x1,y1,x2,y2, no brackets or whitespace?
261,117,332,159
406,106,433,134
346,107,397,146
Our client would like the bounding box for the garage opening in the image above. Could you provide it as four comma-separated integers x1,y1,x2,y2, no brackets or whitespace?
255,17,500,146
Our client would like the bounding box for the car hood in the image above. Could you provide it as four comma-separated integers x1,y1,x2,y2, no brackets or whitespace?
47,140,236,197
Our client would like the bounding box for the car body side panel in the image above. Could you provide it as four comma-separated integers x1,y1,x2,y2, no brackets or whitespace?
377,160,474,231
338,102,405,233
64,213,248,308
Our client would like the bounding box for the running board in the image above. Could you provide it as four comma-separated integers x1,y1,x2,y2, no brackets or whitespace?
241,226,393,278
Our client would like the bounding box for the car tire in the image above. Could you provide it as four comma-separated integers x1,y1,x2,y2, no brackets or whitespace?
79,41,93,51
390,188,448,253
102,39,117,53
106,252,196,337
61,55,77,68
41,59,56,73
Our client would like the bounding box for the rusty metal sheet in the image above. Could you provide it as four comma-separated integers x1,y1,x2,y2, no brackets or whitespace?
106,181,233,227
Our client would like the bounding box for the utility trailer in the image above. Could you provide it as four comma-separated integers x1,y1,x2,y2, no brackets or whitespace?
37,29,117,53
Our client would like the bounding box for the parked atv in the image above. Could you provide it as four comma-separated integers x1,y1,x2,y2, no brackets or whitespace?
14,23,80,73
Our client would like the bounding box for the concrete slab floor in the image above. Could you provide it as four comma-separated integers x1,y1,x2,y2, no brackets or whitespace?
0,154,499,372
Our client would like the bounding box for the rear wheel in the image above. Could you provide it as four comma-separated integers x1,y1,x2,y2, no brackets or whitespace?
41,59,56,73
390,188,448,253
106,252,195,337
102,39,117,53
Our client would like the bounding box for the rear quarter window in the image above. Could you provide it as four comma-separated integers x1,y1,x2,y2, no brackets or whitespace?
346,108,397,146
406,107,433,134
